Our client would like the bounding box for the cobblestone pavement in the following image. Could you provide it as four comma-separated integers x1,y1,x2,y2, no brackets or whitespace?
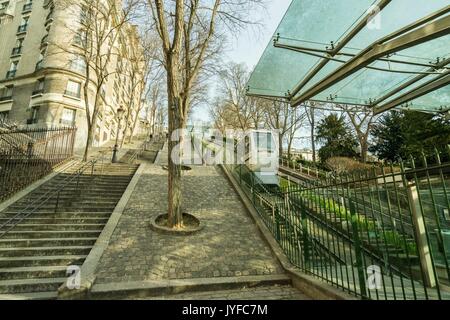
139,285,311,300
94,163,285,284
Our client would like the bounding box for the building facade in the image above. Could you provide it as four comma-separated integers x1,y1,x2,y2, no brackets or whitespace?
0,0,145,150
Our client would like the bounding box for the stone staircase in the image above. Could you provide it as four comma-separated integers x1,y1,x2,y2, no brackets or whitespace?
0,162,139,299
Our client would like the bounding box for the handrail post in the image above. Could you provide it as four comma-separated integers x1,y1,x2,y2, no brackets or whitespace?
299,198,310,268
54,190,61,213
406,182,437,288
349,200,368,298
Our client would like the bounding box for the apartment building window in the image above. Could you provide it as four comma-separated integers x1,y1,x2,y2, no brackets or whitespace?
0,85,13,101
70,55,86,73
36,50,45,71
22,0,32,13
17,16,29,33
65,80,81,98
0,1,9,10
0,111,9,122
79,5,88,25
60,107,76,126
27,106,39,124
45,7,54,27
33,78,45,95
11,38,24,56
6,61,18,79
73,30,87,47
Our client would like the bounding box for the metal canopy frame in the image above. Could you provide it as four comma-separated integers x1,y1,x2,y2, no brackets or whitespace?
291,12,450,107
247,1,450,114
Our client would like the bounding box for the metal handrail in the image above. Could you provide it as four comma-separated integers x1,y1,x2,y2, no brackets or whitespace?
0,158,99,238
127,138,152,164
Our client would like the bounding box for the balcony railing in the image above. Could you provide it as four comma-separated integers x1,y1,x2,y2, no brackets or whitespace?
17,24,28,33
26,118,38,125
60,119,75,126
11,46,22,56
64,90,80,98
22,3,32,12
0,96,13,102
6,70,16,79
35,60,44,71
45,12,54,25
40,35,49,48
32,89,44,96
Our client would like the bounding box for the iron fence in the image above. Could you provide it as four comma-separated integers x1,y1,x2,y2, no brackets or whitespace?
0,126,76,202
224,147,450,300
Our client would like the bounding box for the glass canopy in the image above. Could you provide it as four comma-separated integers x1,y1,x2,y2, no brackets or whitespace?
247,0,450,114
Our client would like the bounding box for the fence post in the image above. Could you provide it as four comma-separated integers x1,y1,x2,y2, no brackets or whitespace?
406,182,437,288
55,190,61,213
349,200,368,298
299,199,310,268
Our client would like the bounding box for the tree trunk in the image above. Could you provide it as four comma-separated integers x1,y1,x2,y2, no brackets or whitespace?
278,133,284,160
83,124,93,162
311,110,316,163
360,139,368,163
166,52,184,228
167,96,183,228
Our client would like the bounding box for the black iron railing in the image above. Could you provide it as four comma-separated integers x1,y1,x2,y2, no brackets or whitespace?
0,126,77,202
17,24,28,33
0,159,97,238
223,147,450,300
22,3,32,12
5,70,16,79
11,47,22,56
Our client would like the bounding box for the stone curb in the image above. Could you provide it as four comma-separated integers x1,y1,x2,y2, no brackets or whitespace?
149,213,204,236
219,164,357,301
89,274,291,299
0,159,78,212
57,162,147,299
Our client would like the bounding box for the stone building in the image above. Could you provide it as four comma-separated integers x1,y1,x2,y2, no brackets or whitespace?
0,0,145,150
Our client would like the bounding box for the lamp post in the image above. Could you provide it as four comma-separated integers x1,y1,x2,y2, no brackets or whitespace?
112,106,125,163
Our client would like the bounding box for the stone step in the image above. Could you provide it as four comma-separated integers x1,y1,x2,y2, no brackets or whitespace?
0,255,87,268
5,206,117,212
0,245,93,257
0,212,112,219
0,230,103,239
0,278,66,294
2,223,105,231
0,265,73,280
0,237,98,248
0,290,58,300
0,217,108,224
90,274,292,299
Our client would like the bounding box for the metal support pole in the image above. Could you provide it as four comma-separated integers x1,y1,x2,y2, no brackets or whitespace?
406,183,437,288
349,200,368,298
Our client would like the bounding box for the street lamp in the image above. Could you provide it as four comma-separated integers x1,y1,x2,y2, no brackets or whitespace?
112,106,125,163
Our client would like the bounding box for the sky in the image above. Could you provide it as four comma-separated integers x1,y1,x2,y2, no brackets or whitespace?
190,0,292,123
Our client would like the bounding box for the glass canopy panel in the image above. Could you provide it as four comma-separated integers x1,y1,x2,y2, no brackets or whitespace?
247,0,374,97
296,36,450,110
248,0,450,113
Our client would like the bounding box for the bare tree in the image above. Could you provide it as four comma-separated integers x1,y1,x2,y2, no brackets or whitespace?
146,0,265,228
263,100,306,159
50,0,140,161
339,104,377,163
212,63,264,131
304,101,323,163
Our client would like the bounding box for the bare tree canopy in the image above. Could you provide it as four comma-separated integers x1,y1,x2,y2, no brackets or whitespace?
144,0,266,228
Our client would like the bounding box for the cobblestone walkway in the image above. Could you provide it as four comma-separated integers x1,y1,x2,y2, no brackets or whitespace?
94,163,285,284
141,285,311,300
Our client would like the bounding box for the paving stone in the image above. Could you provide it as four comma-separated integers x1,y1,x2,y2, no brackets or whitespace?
94,163,285,285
